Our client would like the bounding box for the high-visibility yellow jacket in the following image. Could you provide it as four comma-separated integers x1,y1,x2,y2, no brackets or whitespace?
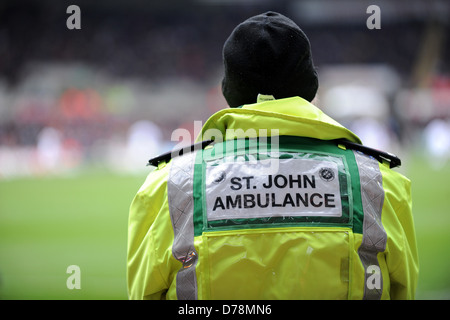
127,96,418,300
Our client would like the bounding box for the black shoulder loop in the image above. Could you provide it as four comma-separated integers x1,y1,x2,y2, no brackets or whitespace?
335,139,401,169
148,138,401,169
147,140,214,167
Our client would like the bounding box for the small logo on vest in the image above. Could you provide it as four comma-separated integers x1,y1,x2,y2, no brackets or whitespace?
319,168,335,182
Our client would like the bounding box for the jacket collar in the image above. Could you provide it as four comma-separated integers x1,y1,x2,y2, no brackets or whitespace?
197,96,361,144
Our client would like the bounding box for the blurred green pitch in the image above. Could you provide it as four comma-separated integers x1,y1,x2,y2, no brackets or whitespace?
0,170,145,300
0,153,449,300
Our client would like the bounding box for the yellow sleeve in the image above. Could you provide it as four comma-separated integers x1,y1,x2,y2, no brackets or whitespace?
381,165,419,299
127,163,177,300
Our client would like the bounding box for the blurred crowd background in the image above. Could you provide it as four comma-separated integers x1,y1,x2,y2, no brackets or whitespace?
0,0,449,178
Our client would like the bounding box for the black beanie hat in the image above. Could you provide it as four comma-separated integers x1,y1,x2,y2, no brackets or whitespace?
222,11,318,108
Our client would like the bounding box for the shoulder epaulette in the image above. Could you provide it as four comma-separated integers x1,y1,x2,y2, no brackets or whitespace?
335,139,401,169
147,138,401,169
147,139,214,167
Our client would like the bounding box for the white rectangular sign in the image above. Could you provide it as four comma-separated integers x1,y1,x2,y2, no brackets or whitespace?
205,158,343,221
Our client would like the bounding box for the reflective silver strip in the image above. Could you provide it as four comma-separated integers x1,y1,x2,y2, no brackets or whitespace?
354,151,387,300
167,151,198,300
